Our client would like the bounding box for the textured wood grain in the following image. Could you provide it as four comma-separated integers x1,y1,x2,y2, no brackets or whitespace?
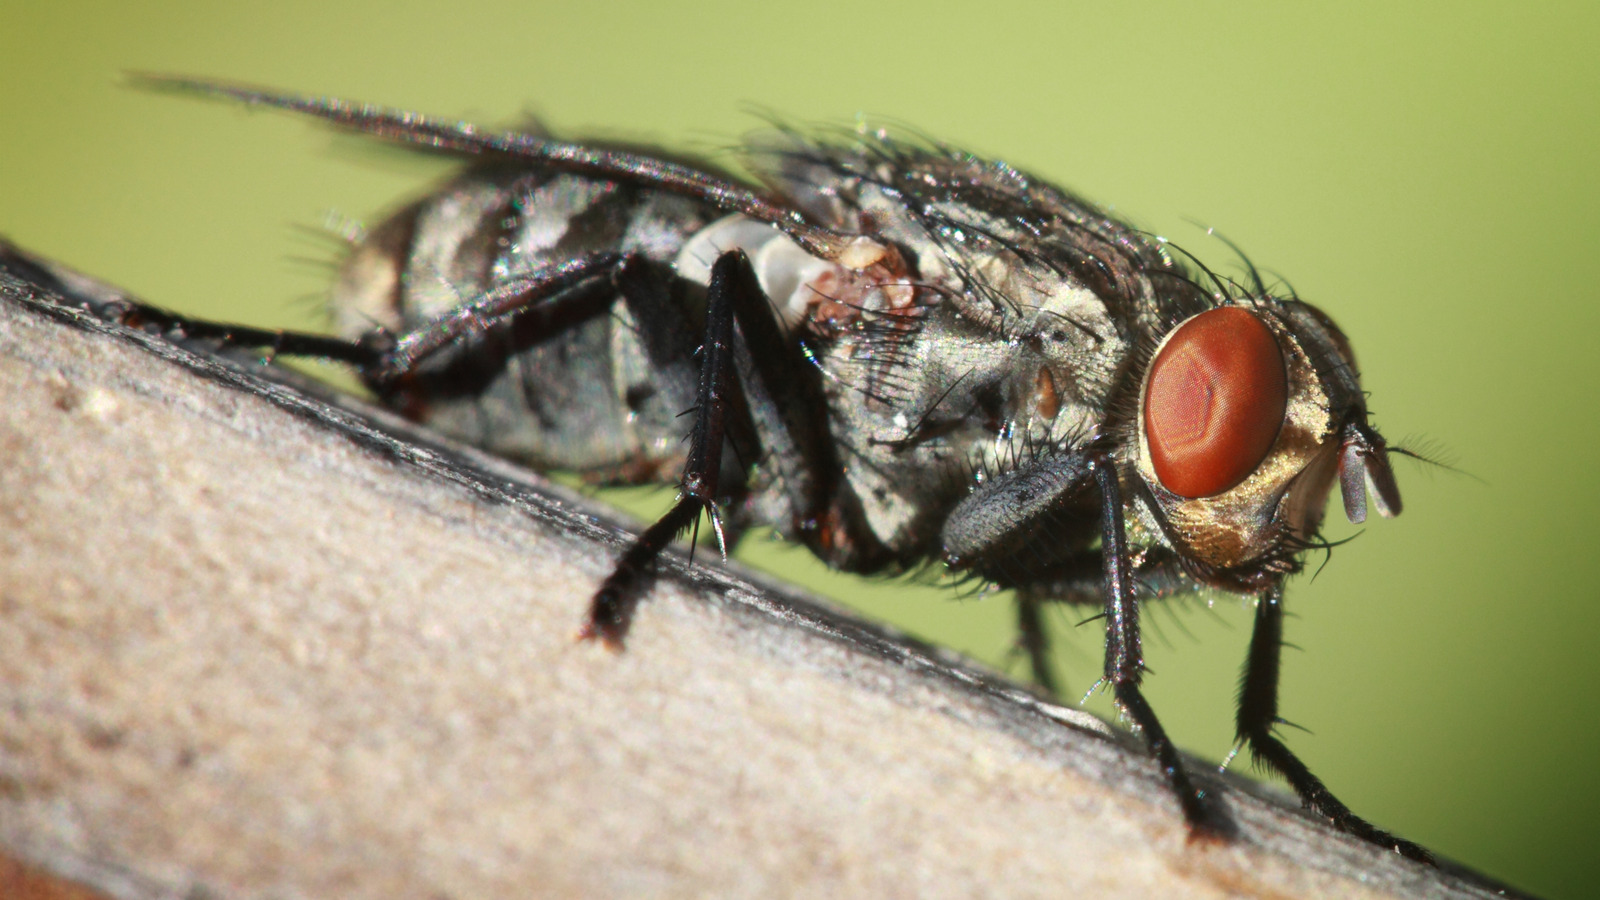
0,249,1533,899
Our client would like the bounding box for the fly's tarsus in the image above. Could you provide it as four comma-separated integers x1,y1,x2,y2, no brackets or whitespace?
118,300,380,367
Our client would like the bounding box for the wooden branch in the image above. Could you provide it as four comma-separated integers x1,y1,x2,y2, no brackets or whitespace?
0,246,1531,899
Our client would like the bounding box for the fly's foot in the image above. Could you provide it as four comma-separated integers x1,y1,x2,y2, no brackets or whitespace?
578,588,634,651
1181,797,1236,848
1340,821,1433,865
1391,838,1434,865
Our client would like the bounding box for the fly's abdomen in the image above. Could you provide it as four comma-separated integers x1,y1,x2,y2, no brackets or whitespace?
333,164,720,480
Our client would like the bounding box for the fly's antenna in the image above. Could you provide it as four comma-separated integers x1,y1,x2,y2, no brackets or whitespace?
1388,439,1483,484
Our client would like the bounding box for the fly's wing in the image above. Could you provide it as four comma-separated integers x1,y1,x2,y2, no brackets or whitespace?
128,75,852,259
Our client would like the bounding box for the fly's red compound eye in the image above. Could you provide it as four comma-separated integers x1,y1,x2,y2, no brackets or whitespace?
1143,307,1288,498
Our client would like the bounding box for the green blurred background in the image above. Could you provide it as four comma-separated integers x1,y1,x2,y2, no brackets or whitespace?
2,2,1595,895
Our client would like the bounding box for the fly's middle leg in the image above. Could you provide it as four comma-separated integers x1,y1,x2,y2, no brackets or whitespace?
1013,593,1060,698
581,250,765,648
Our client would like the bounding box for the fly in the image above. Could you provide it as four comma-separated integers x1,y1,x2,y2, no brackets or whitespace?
92,76,1428,862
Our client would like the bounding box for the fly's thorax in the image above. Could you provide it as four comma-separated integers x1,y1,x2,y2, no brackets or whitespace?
819,274,1128,555
1129,301,1348,577
989,255,1128,417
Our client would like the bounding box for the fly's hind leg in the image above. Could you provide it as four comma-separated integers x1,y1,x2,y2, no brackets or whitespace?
84,249,628,385
0,237,382,364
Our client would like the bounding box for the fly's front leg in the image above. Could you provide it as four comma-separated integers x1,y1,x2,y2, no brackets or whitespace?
580,250,757,648
1236,588,1432,862
942,451,1224,835
1090,457,1226,839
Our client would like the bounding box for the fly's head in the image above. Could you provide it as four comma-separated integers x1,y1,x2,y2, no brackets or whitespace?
1130,298,1400,590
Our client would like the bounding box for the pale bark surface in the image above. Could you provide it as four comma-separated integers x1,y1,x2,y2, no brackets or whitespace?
0,251,1531,899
